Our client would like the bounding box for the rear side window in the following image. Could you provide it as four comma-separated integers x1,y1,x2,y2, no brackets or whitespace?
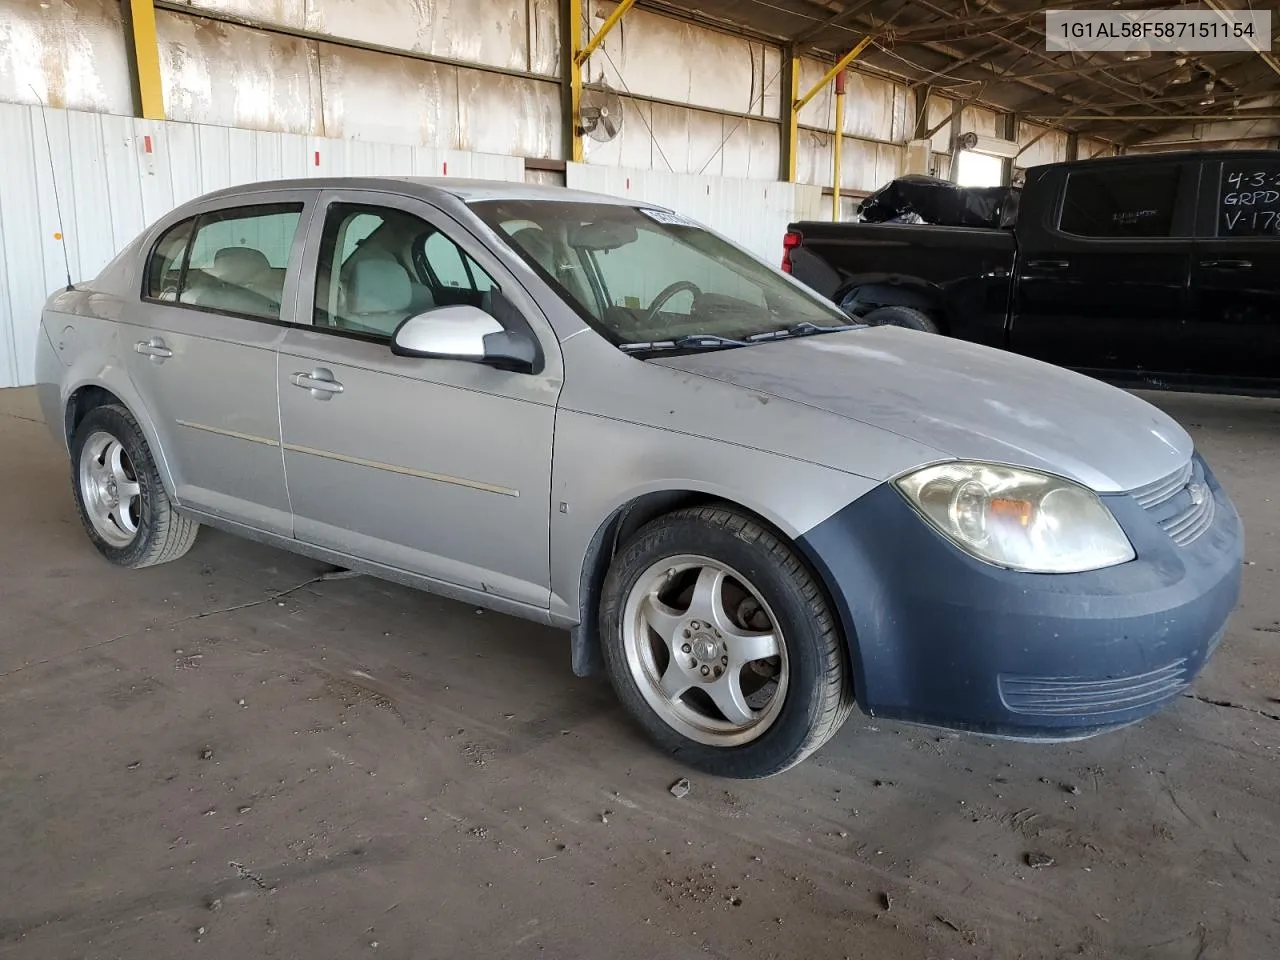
145,220,193,301
144,203,303,321
1059,166,1183,239
1218,161,1280,237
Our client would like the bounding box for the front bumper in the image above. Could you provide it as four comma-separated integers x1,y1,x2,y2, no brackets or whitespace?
797,456,1242,739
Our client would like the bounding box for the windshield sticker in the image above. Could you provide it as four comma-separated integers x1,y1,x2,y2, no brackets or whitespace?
638,207,699,228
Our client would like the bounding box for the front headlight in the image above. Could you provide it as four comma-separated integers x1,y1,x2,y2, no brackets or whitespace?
894,462,1134,573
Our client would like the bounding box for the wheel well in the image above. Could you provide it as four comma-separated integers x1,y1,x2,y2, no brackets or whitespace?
569,492,845,684
64,385,123,444
838,283,949,333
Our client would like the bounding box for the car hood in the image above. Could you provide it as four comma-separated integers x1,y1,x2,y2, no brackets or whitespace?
647,326,1192,493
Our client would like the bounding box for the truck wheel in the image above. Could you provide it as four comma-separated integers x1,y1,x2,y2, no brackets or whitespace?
71,403,200,568
599,505,854,779
863,305,939,334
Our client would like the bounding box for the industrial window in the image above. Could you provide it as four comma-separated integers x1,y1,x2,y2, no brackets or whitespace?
1058,166,1182,239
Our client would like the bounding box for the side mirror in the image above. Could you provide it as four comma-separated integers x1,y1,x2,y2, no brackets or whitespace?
391,304,538,373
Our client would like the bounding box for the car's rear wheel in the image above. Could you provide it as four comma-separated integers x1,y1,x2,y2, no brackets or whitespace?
71,404,199,568
599,505,853,778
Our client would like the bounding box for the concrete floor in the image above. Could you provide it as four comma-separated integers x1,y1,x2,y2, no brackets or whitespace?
1,385,1277,960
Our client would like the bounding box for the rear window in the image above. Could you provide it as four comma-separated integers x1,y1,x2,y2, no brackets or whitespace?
1059,165,1183,239
1218,161,1280,237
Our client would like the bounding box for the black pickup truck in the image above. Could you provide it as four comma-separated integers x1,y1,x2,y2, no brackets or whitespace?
784,150,1280,396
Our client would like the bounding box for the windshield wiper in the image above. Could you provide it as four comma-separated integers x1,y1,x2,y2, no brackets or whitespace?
619,334,749,353
744,320,859,343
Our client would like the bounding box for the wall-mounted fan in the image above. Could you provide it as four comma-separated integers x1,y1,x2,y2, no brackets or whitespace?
579,83,624,142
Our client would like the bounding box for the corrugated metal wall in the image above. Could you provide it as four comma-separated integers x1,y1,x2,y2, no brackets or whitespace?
0,102,523,388
566,162,823,263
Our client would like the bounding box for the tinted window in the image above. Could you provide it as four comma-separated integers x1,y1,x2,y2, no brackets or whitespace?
1218,161,1280,237
146,219,193,301
1059,166,1182,238
314,203,498,339
176,204,302,319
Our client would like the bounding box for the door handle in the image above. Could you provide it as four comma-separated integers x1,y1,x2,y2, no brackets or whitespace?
1199,258,1252,270
134,337,172,361
1026,259,1070,271
291,369,344,400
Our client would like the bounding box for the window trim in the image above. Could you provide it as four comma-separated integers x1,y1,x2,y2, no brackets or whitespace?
139,200,307,323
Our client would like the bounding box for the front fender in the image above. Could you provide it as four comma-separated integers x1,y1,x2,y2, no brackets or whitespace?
547,408,876,627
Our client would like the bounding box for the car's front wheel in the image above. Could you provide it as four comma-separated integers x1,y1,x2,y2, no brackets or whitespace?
599,505,853,778
70,403,199,568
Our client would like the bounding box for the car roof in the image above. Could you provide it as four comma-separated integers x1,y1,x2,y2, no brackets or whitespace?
194,176,648,208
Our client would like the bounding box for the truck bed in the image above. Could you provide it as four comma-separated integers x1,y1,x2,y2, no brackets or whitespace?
786,221,1017,348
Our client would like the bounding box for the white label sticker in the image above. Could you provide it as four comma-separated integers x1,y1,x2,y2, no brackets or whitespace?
638,207,699,227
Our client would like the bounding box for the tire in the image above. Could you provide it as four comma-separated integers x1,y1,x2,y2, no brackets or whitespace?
599,505,854,778
862,305,940,334
70,403,199,568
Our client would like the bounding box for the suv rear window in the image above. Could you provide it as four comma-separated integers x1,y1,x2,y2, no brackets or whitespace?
1059,166,1182,239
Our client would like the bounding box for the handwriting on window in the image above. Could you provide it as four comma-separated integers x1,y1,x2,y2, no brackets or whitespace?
1220,166,1280,236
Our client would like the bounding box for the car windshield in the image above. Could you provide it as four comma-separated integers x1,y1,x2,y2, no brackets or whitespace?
468,199,851,348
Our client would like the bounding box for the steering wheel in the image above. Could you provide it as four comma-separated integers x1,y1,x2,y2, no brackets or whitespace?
641,281,703,327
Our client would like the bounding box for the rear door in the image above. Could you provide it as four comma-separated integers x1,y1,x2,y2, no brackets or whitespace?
1010,159,1198,379
1189,157,1280,389
122,195,310,535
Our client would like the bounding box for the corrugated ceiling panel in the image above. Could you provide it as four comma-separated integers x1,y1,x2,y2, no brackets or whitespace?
0,0,133,115
318,44,461,148
961,105,1001,139
927,95,953,153
182,0,549,75
584,95,779,180
157,11,323,136
1018,122,1070,168
586,2,778,117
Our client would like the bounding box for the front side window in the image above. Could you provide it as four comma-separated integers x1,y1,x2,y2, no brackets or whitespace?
1059,166,1182,239
314,203,499,339
1218,161,1280,237
178,204,303,319
469,200,849,346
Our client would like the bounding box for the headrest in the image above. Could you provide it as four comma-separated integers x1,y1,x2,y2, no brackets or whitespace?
210,247,271,284
509,227,556,274
349,257,412,314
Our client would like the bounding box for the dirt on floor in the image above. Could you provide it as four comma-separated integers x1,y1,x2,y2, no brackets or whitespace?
0,386,1277,960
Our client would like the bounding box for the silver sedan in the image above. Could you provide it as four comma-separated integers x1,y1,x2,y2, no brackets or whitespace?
35,178,1242,778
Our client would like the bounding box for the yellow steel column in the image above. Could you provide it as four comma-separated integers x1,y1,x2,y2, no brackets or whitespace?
569,0,637,164
791,37,871,184
568,0,584,162
786,55,800,181
832,70,845,220
127,0,165,120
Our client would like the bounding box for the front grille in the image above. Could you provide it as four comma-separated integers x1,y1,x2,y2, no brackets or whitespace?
999,660,1189,717
1130,461,1193,509
1130,456,1214,547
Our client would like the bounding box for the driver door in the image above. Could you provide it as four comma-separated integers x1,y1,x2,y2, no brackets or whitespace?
278,190,562,608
